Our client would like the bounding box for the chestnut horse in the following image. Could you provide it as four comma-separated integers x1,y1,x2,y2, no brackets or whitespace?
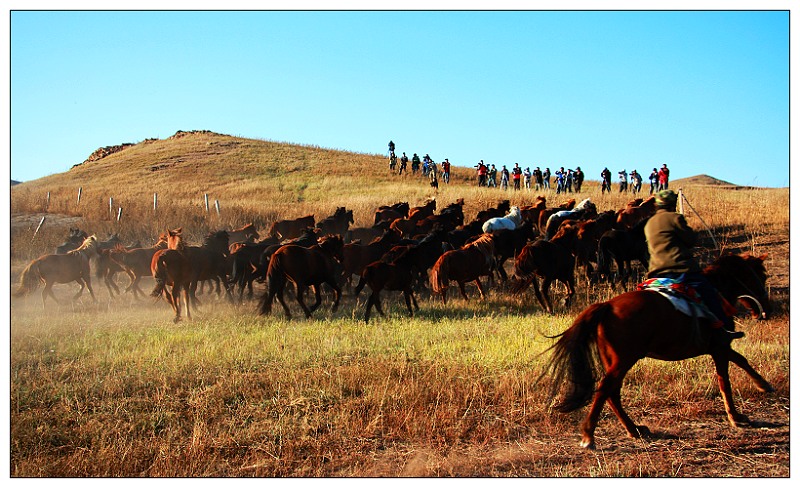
15,235,99,307
430,234,496,304
258,235,344,319
227,223,260,245
106,237,169,298
353,247,420,323
510,232,576,314
268,215,315,240
543,253,772,449
150,228,192,322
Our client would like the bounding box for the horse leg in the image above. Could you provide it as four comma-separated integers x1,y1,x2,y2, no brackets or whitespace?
309,283,330,315
182,284,192,321
563,276,576,308
530,278,549,313
42,281,60,307
72,280,85,301
403,288,417,315
474,278,487,300
83,275,97,302
327,280,342,313
541,278,554,314
728,349,775,393
457,281,470,301
579,364,639,449
295,284,314,319
711,350,750,427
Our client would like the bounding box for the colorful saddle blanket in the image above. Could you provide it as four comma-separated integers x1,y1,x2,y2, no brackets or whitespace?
637,277,721,326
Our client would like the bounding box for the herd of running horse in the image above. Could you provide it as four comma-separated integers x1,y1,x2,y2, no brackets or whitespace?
13,194,774,448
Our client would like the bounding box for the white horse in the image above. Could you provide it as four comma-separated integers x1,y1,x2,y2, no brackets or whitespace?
544,198,597,239
482,206,523,233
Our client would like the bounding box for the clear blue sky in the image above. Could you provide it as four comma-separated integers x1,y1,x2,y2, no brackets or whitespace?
9,10,790,187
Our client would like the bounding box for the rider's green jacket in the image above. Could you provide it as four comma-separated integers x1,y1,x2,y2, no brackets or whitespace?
644,208,701,278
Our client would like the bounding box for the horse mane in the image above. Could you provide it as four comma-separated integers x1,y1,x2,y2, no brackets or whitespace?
70,235,98,254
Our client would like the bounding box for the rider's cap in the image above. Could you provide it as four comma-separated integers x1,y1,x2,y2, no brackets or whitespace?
655,189,678,207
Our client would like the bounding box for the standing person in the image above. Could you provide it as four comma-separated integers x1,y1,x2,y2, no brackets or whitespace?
618,169,628,193
422,154,431,177
399,152,408,175
512,163,522,191
534,167,543,191
523,167,532,190
649,168,659,194
429,160,439,188
659,164,670,190
631,170,643,194
555,167,566,194
574,166,584,193
500,165,510,190
441,158,451,184
388,140,395,155
411,153,421,175
488,164,498,187
476,160,488,186
644,190,744,343
389,151,397,172
601,167,612,193
566,169,574,193
543,167,551,190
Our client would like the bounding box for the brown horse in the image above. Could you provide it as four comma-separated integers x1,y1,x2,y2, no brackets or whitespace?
186,230,232,305
258,235,344,319
374,202,409,225
407,199,436,221
353,247,420,323
511,233,576,314
430,234,496,304
55,227,89,254
537,198,576,233
616,196,656,230
268,215,315,240
543,253,772,449
150,228,192,322
316,207,354,236
106,237,169,298
227,223,260,245
15,235,99,307
341,229,402,287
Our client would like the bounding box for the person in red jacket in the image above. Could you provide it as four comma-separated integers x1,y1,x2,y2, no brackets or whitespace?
441,158,451,184
512,163,522,190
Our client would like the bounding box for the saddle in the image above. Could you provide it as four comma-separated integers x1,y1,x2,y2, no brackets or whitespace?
637,276,733,328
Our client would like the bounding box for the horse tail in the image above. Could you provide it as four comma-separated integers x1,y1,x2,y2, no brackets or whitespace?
430,256,449,294
259,252,286,314
542,302,609,413
150,255,168,299
14,260,41,297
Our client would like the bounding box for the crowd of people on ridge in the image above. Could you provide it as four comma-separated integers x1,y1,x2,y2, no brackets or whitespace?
387,140,671,194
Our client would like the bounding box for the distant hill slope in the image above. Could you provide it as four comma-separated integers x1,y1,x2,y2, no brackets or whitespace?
671,174,738,187
10,131,478,213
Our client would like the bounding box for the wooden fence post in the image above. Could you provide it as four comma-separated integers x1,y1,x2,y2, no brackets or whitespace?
117,207,123,222
215,200,221,216
204,194,209,213
154,193,158,212
32,216,46,242
109,197,114,218
46,191,50,209
77,187,82,204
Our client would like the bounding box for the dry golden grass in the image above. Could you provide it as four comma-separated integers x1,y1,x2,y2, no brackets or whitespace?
10,131,790,477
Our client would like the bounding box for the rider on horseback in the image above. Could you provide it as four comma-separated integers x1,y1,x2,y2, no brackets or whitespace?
643,189,744,342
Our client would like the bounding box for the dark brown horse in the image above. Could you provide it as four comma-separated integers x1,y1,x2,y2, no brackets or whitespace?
595,218,650,288
407,199,436,221
537,198,576,233
15,235,99,307
186,230,232,305
341,229,401,287
150,228,192,322
105,237,168,298
543,253,772,449
229,236,281,303
55,227,89,254
511,232,576,314
475,199,511,223
258,235,344,319
353,247,419,323
374,202,409,225
268,215,315,240
227,223,260,245
430,234,496,304
316,207,354,236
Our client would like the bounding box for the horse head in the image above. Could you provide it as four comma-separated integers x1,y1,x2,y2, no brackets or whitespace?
706,253,771,320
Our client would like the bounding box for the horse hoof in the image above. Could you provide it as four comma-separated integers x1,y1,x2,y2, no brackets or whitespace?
633,425,652,438
579,438,596,450
730,414,750,428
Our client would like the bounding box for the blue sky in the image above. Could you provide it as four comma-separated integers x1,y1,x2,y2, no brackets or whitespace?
9,9,791,187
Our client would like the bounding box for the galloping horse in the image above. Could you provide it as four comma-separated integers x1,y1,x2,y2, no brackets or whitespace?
55,227,89,254
106,236,168,298
595,217,650,287
258,235,344,319
227,223,260,245
316,207,354,236
374,202,409,225
354,247,420,323
544,198,597,240
616,196,657,230
187,230,232,305
482,206,523,233
407,199,436,221
430,234,496,304
543,253,772,449
511,232,576,314
268,215,315,241
15,235,99,307
476,199,511,223
150,228,192,323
